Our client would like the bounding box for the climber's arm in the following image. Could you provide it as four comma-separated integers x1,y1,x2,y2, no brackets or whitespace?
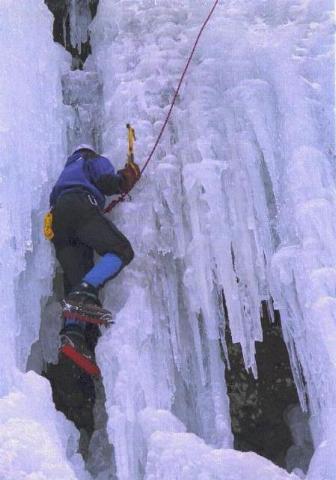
88,156,123,195
89,155,141,196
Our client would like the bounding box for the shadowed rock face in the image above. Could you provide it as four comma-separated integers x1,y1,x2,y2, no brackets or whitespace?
45,0,99,66
225,303,301,468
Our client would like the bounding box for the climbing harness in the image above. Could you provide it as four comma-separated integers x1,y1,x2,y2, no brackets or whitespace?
88,194,98,207
43,211,54,240
104,0,220,213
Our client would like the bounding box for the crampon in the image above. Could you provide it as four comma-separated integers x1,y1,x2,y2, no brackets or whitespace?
59,344,100,377
58,327,101,377
62,299,113,327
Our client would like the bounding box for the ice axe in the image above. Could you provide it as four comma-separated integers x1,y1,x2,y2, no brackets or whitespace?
126,123,136,164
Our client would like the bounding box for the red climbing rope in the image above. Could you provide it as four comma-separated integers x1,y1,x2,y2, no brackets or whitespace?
104,0,220,214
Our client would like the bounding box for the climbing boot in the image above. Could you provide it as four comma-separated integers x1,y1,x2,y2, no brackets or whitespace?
67,282,101,306
62,282,113,326
59,325,100,377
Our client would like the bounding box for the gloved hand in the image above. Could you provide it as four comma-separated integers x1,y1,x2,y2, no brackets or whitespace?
118,162,141,193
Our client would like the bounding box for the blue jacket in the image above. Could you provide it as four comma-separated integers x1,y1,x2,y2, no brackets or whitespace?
50,151,122,209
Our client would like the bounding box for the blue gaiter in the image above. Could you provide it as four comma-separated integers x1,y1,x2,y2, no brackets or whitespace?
64,253,123,330
83,253,123,288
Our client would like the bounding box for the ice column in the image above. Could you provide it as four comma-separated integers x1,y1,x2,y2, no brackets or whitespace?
69,0,93,53
0,1,88,478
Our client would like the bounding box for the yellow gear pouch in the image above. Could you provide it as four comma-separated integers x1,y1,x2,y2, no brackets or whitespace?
43,211,54,240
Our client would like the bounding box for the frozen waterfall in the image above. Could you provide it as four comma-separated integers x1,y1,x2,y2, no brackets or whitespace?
0,0,334,479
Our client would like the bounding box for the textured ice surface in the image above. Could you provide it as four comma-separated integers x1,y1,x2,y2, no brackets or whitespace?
62,69,103,153
0,0,65,379
90,0,334,478
0,372,89,480
0,1,88,478
1,0,334,479
144,431,299,480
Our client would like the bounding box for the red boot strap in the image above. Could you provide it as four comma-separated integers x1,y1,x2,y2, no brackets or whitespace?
63,310,109,326
60,344,101,377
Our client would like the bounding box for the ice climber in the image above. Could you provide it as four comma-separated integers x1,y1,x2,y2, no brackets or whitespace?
49,143,140,375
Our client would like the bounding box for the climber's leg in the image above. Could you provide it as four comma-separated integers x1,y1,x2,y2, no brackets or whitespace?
67,202,134,304
56,241,94,295
51,192,134,375
78,207,134,283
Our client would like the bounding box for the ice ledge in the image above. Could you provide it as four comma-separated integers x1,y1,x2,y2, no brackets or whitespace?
145,430,301,480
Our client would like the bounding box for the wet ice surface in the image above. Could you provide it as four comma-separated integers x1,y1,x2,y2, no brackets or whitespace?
1,0,335,479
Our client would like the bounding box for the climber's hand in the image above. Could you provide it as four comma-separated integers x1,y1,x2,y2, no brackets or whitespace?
118,162,141,193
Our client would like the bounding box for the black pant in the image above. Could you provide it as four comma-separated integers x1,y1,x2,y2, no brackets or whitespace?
52,191,134,296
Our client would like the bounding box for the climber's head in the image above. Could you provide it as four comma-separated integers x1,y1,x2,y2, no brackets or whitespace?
71,143,96,155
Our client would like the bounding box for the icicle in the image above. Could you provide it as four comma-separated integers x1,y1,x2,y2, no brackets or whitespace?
68,0,92,53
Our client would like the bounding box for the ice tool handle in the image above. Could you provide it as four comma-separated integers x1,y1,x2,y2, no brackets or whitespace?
104,123,139,212
126,123,136,164
125,123,139,180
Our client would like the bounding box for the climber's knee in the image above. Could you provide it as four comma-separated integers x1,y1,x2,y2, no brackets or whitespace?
117,239,134,266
